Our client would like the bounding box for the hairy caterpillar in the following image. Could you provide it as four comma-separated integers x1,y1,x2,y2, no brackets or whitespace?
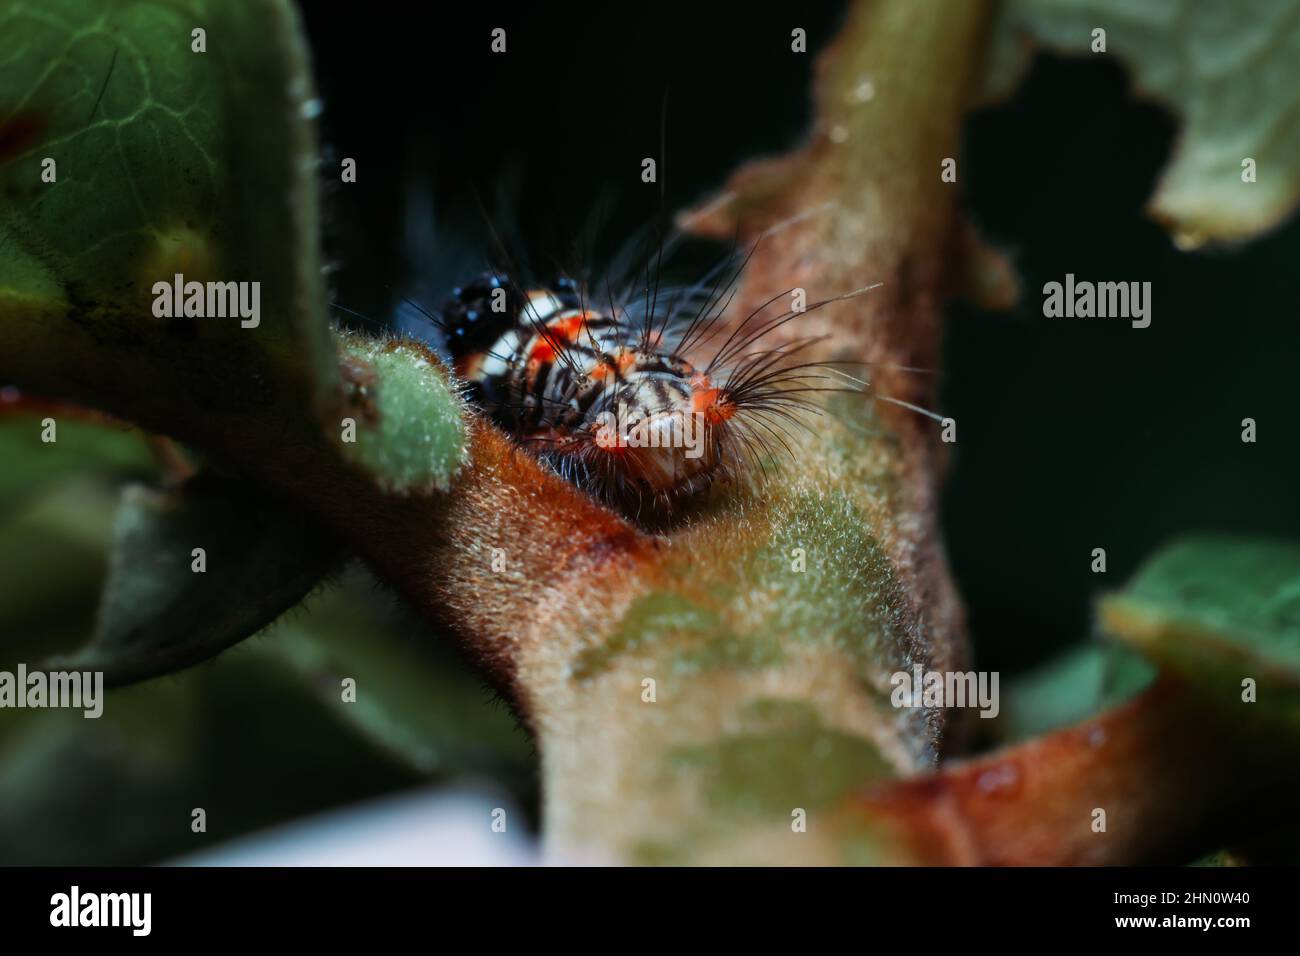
424,242,902,519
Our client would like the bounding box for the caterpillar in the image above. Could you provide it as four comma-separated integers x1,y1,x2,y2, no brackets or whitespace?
428,248,890,519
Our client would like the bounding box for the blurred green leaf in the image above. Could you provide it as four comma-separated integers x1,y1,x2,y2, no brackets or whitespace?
0,677,199,864
0,565,538,865
0,0,337,437
1099,535,1300,730
46,475,340,685
0,0,468,497
995,641,1156,743
0,475,119,661
257,566,534,781
985,0,1300,245
0,410,153,519
0,651,424,865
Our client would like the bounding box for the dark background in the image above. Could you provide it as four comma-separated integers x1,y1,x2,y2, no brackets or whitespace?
302,1,1300,675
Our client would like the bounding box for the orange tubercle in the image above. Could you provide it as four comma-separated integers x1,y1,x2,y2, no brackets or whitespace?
549,312,588,342
531,312,591,365
588,349,639,380
692,386,736,423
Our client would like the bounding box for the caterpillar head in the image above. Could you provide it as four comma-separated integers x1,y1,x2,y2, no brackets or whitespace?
555,357,747,513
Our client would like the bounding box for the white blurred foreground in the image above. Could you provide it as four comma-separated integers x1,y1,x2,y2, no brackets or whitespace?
172,787,541,866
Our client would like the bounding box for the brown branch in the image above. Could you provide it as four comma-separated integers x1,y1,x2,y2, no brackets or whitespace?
851,678,1290,865
1,0,996,863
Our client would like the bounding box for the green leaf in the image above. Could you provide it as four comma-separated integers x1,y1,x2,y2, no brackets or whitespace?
256,566,534,780
0,409,154,518
0,0,336,435
46,475,340,685
0,474,120,661
0,565,537,865
994,641,1156,743
985,0,1300,245
0,652,426,865
0,676,201,864
1099,535,1300,729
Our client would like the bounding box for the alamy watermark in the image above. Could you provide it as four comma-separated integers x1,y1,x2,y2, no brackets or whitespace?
152,273,260,328
890,665,999,718
50,886,150,936
1042,274,1151,328
592,402,706,459
0,664,103,718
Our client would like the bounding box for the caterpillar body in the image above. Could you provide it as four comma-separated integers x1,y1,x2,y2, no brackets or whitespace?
436,265,858,518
